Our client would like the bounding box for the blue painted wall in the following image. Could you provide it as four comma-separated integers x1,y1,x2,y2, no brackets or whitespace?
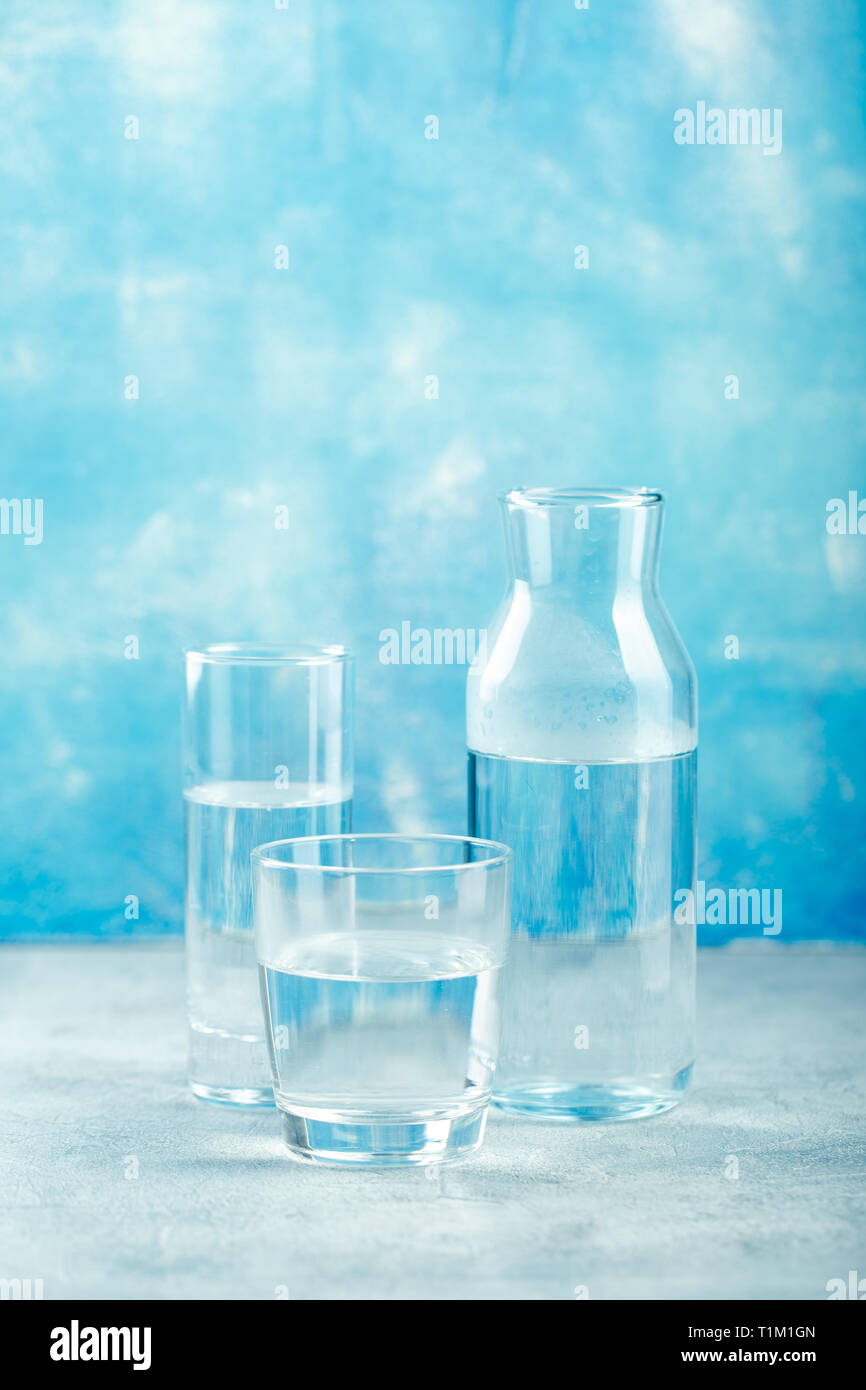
1,0,864,941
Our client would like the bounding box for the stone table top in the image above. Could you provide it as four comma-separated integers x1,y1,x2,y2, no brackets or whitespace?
2,943,863,1300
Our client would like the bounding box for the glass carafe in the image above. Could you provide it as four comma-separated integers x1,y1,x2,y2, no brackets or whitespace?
467,487,697,1121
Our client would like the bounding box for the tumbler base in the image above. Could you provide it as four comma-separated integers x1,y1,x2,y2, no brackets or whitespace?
494,1064,694,1122
276,1101,488,1166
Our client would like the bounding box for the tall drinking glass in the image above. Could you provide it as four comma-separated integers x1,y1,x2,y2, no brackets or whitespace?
184,643,353,1105
252,834,512,1165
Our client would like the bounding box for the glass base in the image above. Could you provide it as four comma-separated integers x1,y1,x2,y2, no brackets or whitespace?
276,1102,488,1166
190,1080,275,1107
187,1022,274,1106
494,1064,694,1122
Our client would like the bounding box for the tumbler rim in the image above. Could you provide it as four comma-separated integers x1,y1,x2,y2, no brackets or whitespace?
251,832,512,875
185,642,352,666
502,486,663,509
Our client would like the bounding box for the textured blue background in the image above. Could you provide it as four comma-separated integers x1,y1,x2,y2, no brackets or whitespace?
1,0,863,941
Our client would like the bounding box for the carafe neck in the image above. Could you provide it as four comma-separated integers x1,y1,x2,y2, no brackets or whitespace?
501,487,663,602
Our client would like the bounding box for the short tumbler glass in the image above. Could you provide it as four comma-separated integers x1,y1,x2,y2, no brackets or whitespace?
251,834,512,1166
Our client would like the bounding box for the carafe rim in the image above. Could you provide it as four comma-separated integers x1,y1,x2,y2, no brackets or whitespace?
501,485,663,510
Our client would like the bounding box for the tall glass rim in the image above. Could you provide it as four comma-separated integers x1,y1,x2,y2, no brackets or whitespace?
501,486,663,510
251,832,513,875
185,642,352,667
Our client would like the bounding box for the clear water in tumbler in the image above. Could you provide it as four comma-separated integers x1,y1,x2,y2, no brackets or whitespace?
259,928,503,1162
185,780,350,1103
469,749,696,1120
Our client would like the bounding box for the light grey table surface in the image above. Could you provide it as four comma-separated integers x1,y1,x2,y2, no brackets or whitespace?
2,943,863,1301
